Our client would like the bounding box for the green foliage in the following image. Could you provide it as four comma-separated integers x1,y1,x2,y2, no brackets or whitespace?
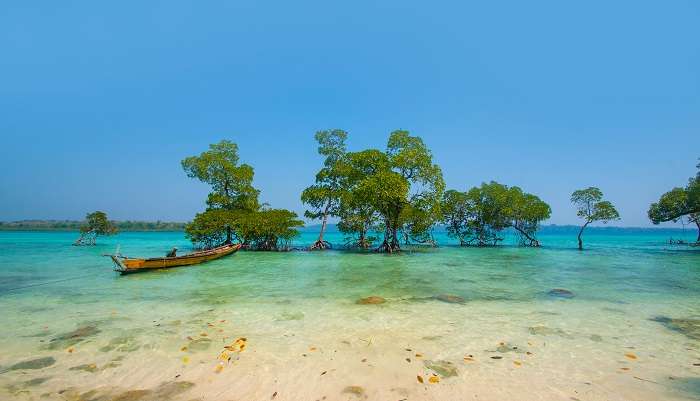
182,140,259,212
441,189,471,244
185,207,304,251
336,205,379,248
73,211,118,245
80,211,118,236
508,188,551,246
649,161,700,224
316,129,348,166
461,182,510,246
387,130,438,183
384,131,444,250
185,209,235,249
648,159,700,242
301,130,348,248
571,187,619,249
183,140,303,250
330,131,444,252
237,208,304,251
648,187,691,224
571,187,620,223
441,182,550,247
336,172,381,248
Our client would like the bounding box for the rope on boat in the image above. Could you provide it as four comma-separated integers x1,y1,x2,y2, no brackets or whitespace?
0,271,103,295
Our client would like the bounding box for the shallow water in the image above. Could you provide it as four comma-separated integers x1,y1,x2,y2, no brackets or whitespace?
0,229,698,401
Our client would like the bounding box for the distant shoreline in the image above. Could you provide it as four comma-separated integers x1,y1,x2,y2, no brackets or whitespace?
0,220,691,233
0,220,186,232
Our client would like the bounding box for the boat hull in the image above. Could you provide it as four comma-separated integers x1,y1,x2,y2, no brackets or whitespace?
109,243,240,274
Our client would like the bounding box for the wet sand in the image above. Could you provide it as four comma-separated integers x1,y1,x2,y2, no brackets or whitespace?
1,297,699,401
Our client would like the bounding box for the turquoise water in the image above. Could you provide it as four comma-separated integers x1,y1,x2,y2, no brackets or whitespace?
0,229,699,400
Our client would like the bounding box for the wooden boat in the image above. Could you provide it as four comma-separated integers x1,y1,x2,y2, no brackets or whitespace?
107,243,241,274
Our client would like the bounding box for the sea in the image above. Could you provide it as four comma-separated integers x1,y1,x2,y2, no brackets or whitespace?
0,227,698,400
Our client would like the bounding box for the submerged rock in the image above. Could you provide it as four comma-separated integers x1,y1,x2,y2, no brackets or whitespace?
8,357,56,371
494,342,525,354
276,311,305,321
23,377,49,387
155,381,195,398
4,377,50,394
547,289,575,299
99,335,140,353
342,385,366,398
356,296,386,305
69,363,98,373
187,337,212,352
651,316,700,340
100,361,121,371
434,294,466,304
56,381,195,401
48,325,100,350
110,389,153,401
528,325,572,338
424,360,458,377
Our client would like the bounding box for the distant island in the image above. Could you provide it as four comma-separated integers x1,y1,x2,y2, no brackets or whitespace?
0,220,186,232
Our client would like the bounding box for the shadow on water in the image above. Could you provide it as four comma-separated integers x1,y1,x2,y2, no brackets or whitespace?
669,377,700,400
650,316,700,340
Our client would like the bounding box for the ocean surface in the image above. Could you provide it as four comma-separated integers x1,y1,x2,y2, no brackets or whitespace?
0,228,698,401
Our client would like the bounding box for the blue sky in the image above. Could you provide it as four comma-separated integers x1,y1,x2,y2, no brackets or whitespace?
1,1,698,227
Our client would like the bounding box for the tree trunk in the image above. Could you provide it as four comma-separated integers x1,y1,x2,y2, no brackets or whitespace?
513,226,540,247
376,222,400,253
226,226,232,244
695,220,700,243
358,230,367,248
392,227,400,250
577,221,590,250
310,201,332,250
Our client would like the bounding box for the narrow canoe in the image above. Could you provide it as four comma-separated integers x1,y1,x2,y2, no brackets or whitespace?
108,243,241,274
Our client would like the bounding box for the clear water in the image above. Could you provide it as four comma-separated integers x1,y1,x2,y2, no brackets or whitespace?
0,229,698,401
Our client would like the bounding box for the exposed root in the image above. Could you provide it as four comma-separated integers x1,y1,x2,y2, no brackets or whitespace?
309,240,332,250
374,240,401,253
73,230,97,246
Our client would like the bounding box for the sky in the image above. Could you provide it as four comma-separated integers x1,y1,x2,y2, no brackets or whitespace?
1,0,698,227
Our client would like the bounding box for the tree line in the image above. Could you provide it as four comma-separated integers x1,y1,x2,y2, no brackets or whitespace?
0,218,184,232
67,132,698,250
301,130,623,251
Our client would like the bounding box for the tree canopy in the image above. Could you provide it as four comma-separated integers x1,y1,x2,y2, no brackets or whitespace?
571,187,620,249
507,186,552,246
329,131,444,252
648,159,700,242
300,131,557,250
182,140,260,214
300,130,348,249
183,140,303,251
74,211,118,245
441,182,550,247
